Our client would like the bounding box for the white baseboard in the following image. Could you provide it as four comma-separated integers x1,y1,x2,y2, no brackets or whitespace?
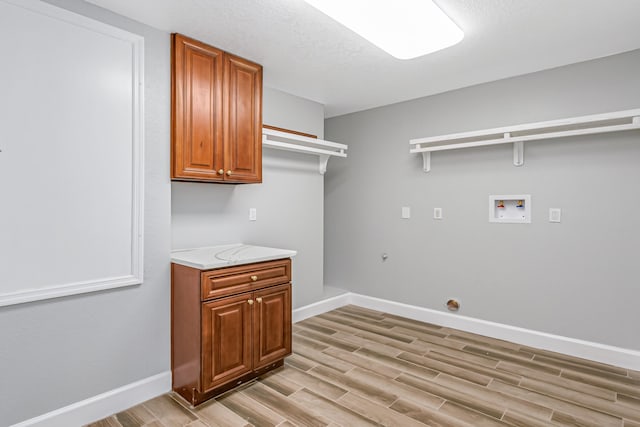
294,292,640,371
15,292,640,427
292,292,351,323
11,371,171,427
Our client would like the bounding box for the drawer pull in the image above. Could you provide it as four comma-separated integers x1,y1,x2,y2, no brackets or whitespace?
247,299,254,305
250,275,258,282
226,170,232,176
217,169,224,175
256,297,263,303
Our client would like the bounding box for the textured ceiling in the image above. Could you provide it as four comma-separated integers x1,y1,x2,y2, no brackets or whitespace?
85,0,640,117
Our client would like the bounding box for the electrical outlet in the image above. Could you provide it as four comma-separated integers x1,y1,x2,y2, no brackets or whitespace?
434,207,443,219
401,206,411,219
249,208,257,221
549,208,561,223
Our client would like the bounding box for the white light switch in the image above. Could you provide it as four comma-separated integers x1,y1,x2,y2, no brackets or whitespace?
549,208,561,223
249,208,257,221
401,206,411,219
434,208,443,220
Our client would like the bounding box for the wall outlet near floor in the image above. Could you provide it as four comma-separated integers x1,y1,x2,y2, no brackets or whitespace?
549,208,561,223
249,208,257,221
434,207,443,220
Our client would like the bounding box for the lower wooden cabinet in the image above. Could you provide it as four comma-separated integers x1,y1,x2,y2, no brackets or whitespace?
201,293,252,391
172,259,292,406
253,284,292,369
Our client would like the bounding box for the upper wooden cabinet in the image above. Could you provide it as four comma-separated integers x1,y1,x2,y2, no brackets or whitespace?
171,34,262,183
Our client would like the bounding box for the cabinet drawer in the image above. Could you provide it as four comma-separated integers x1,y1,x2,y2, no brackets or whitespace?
201,258,291,300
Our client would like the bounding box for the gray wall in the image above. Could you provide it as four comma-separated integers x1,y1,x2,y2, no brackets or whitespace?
0,0,171,425
0,2,330,424
324,50,640,350
172,88,328,309
0,3,329,423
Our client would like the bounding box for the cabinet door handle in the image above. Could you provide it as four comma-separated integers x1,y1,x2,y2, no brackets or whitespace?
247,299,254,305
226,170,232,176
217,169,224,175
256,297,262,303
250,275,258,282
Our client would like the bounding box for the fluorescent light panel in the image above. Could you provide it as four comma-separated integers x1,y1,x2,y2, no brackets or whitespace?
304,0,464,59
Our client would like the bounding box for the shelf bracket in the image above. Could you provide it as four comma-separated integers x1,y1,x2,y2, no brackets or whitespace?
513,140,524,167
421,152,431,172
319,154,330,175
262,127,347,175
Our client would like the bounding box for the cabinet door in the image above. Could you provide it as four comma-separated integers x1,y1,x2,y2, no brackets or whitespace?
223,53,262,183
172,34,224,181
201,293,253,391
253,284,291,369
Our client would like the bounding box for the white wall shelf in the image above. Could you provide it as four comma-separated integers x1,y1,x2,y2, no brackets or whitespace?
263,127,347,175
409,109,640,172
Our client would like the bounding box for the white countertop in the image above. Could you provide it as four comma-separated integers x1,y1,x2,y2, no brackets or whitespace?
171,244,297,270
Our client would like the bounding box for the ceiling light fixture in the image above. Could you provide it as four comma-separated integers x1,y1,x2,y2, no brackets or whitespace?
304,0,464,60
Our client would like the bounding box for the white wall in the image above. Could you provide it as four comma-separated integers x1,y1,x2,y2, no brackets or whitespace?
0,0,171,425
171,88,328,309
324,49,640,351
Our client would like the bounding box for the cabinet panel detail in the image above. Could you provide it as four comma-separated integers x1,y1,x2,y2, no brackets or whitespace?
201,293,252,391
224,54,262,183
253,284,292,369
188,52,216,167
172,34,224,180
201,259,291,301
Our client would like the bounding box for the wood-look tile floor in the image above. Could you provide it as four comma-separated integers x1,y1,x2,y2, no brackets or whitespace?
87,305,640,427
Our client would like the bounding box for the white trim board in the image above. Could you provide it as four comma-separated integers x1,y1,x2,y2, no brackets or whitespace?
293,292,640,371
292,292,352,323
14,294,639,426
10,372,170,427
0,0,145,307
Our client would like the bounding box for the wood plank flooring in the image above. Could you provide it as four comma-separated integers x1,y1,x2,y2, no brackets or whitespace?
87,305,640,427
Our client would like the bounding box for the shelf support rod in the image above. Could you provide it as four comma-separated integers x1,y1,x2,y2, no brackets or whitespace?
421,152,431,172
513,139,524,167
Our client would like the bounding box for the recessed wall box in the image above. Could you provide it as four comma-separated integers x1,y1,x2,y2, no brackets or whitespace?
489,195,531,223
